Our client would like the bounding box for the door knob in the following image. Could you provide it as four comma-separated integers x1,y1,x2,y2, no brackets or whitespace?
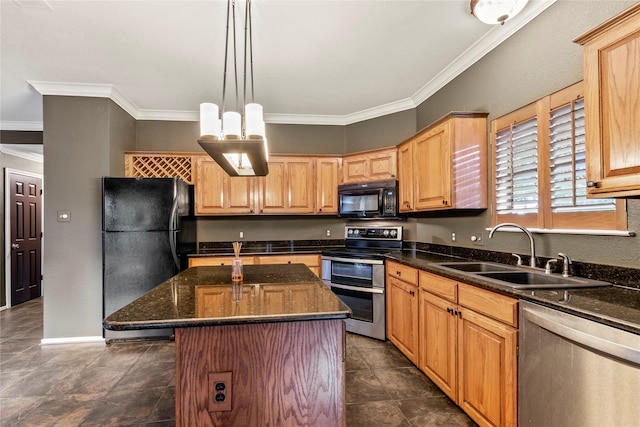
11,243,20,249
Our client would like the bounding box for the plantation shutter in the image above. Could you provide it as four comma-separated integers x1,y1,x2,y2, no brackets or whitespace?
495,118,538,214
549,99,615,212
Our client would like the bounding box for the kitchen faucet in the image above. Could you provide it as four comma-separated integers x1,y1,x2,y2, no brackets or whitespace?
488,223,537,268
558,252,572,277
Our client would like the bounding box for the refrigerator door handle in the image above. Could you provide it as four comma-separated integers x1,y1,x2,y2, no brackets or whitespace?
169,194,180,270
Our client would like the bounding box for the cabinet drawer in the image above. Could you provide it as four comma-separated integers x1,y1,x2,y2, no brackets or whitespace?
458,282,518,327
189,256,255,267
419,271,457,302
257,254,320,266
386,261,418,285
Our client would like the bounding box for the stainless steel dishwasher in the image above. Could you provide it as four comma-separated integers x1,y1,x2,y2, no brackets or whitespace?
519,300,640,427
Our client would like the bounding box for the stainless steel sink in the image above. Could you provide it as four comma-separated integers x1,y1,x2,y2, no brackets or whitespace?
434,262,611,290
437,262,519,273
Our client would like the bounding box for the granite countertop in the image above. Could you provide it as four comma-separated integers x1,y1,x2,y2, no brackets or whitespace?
104,264,351,331
386,250,640,335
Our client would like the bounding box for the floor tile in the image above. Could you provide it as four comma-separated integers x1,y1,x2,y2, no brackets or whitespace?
1,298,477,426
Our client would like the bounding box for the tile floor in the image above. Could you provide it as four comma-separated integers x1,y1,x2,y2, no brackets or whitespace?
0,298,475,426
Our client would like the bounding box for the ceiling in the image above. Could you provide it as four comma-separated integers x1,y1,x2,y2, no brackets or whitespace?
1,0,555,132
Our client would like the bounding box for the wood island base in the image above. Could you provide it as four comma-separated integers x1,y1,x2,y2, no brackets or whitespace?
175,319,346,427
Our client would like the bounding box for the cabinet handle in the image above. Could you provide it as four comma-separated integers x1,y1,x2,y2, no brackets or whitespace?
447,307,452,314
586,181,600,188
409,290,415,296
442,200,448,205
250,209,254,213
319,208,322,212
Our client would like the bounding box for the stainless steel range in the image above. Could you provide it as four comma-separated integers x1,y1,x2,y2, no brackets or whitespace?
321,226,402,340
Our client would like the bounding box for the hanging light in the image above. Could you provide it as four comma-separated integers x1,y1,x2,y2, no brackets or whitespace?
470,0,529,25
198,0,268,176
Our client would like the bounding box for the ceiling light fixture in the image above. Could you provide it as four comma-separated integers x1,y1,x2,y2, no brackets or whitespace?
470,0,529,25
198,0,268,176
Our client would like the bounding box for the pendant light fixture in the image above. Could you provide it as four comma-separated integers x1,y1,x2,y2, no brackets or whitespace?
198,0,268,176
470,0,529,25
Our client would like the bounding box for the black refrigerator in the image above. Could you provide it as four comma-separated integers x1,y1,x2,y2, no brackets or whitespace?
102,177,196,341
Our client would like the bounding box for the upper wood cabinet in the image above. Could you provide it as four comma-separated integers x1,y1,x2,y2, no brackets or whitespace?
315,157,341,214
194,154,340,216
575,4,640,198
259,156,315,214
398,112,488,212
342,147,398,184
194,156,256,215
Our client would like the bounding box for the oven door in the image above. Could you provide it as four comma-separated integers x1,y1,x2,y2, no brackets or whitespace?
328,283,386,341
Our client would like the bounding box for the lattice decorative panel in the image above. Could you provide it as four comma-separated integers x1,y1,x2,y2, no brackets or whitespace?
125,153,195,184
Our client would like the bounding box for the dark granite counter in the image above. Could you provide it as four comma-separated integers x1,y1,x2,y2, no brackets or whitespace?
386,250,640,335
104,264,351,331
192,239,345,257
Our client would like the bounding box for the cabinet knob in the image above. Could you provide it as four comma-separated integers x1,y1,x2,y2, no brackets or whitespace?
586,181,600,188
319,208,322,212
442,200,448,205
409,290,415,296
396,270,401,276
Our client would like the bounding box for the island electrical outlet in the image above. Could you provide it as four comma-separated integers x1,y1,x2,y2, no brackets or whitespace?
208,371,232,412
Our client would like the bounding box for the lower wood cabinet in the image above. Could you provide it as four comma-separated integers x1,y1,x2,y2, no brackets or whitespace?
189,254,321,277
418,271,518,427
386,261,419,364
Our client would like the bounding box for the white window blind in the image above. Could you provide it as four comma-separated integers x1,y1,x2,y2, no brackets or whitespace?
549,99,615,212
495,118,538,214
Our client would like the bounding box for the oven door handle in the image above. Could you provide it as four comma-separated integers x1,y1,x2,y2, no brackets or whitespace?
321,256,384,265
327,282,384,294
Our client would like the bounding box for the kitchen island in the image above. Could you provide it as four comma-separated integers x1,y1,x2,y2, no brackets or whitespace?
104,264,351,427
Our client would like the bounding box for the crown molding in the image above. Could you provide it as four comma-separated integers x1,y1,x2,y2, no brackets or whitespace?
22,2,556,129
0,121,43,131
0,145,44,163
412,0,557,105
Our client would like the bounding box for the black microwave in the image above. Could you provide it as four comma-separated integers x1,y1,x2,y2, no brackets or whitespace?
338,179,398,218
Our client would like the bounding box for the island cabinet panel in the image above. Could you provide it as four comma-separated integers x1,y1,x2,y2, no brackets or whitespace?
175,319,345,427
575,4,640,197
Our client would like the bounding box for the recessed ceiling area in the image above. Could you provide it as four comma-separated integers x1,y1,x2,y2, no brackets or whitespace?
1,0,555,131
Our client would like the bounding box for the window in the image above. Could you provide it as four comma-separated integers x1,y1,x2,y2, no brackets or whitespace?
491,82,626,231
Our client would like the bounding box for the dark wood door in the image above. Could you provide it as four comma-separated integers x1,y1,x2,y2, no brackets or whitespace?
9,172,42,305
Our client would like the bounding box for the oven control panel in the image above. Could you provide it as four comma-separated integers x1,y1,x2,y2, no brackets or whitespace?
345,226,402,241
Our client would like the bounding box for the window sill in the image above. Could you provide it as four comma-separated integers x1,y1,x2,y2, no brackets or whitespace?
485,227,635,237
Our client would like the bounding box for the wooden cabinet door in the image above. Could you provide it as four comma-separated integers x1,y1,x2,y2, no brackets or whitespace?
457,308,518,427
259,157,314,214
386,276,419,364
414,121,452,210
397,141,414,212
342,147,398,183
577,5,640,197
316,157,339,214
195,156,255,215
419,290,457,401
368,148,397,181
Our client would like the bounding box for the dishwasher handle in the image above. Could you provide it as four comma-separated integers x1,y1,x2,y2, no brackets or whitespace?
523,306,640,365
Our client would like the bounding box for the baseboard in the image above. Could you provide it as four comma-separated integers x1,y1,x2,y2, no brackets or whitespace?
40,336,106,345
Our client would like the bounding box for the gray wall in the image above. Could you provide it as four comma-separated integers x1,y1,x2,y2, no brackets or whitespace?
42,96,135,339
413,0,639,269
38,1,639,339
0,151,43,307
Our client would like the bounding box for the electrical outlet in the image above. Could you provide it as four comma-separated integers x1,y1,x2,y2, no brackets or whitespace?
326,229,331,237
239,231,244,239
451,232,456,242
208,371,232,412
472,231,485,246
